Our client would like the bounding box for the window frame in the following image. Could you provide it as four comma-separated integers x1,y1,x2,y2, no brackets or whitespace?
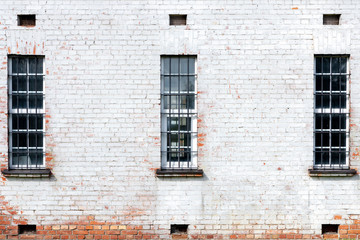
160,55,198,169
8,55,46,170
313,55,350,169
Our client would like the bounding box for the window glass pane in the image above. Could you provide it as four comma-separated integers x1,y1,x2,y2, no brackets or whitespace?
13,133,27,147
331,94,346,108
340,57,347,73
315,151,329,165
316,58,322,73
340,75,346,91
29,58,43,74
315,132,329,147
315,75,321,92
180,76,188,92
331,151,346,165
188,57,195,74
331,75,346,92
316,75,330,92
11,116,18,130
170,57,179,74
167,133,191,147
168,151,190,162
29,152,43,166
29,95,43,109
189,76,195,91
315,95,330,109
187,95,195,109
37,58,43,73
170,76,179,92
167,117,191,131
181,117,191,131
315,114,330,129
29,58,37,74
331,58,340,73
163,76,169,92
179,76,195,92
322,75,330,91
332,76,341,91
169,133,179,147
12,76,18,92
162,57,170,75
323,57,330,73
29,133,43,147
29,115,43,130
163,96,169,109
18,58,27,74
12,153,28,166
180,96,187,109
180,58,188,74
12,95,27,109
12,58,18,74
331,132,346,147
29,76,43,92
18,75,27,92
163,96,179,109
12,115,27,130
332,114,346,130
170,96,178,109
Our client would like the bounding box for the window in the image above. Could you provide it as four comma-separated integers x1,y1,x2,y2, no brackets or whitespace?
314,56,349,169
169,15,187,26
323,14,340,25
8,56,45,169
161,56,197,169
17,15,36,27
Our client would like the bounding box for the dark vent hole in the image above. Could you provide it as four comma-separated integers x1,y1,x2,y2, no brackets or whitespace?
171,224,188,234
323,14,340,25
322,224,339,234
19,224,36,234
18,15,36,27
170,15,187,26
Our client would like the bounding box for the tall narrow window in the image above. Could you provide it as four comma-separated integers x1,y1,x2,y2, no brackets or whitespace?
8,56,45,169
161,56,197,169
314,56,349,169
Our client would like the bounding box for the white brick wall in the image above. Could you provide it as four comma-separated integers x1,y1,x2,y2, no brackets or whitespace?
1,0,360,238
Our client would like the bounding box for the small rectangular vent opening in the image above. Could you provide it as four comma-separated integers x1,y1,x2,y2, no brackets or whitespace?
322,224,339,234
171,224,188,234
18,15,36,27
169,15,187,26
18,224,36,234
323,14,340,25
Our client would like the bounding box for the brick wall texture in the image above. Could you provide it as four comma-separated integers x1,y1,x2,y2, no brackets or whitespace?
1,0,360,239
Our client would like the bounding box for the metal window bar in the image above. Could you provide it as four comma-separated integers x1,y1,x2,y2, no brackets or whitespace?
8,56,45,169
161,56,197,169
314,56,349,169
